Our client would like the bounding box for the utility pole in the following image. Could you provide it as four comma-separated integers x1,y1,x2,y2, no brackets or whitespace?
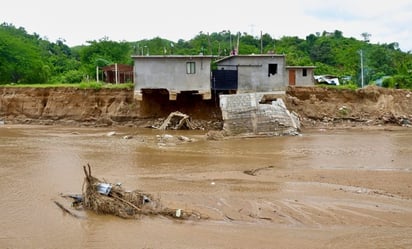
115,63,118,85
236,32,240,55
208,32,211,55
229,31,232,55
359,32,370,88
360,50,364,88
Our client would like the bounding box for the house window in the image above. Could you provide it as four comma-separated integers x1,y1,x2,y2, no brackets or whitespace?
268,64,277,77
302,68,308,77
186,62,196,74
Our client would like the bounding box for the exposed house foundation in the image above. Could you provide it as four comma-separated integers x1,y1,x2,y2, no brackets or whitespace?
219,92,300,136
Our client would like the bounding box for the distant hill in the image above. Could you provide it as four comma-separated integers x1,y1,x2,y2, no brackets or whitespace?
1,23,411,87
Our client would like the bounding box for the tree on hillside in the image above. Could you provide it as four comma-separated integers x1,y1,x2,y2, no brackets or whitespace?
79,37,132,78
309,37,336,66
275,36,311,66
2,22,412,88
0,23,49,83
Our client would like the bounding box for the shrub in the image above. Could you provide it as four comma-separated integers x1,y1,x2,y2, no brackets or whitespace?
62,70,84,83
383,75,412,89
79,82,103,89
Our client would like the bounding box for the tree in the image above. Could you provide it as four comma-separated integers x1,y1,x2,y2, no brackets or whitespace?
79,38,132,77
2,23,412,88
0,23,49,83
367,45,396,79
361,32,371,42
309,38,336,65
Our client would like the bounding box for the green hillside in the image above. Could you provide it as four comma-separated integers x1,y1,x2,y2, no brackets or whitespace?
1,23,411,88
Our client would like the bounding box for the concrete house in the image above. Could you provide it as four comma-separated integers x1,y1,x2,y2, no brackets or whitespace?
132,54,315,101
132,55,214,100
286,66,316,86
213,54,287,93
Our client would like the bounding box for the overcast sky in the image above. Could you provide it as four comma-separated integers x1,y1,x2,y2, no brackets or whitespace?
2,0,412,51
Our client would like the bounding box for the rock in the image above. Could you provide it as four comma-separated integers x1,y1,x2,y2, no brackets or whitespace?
106,131,116,136
206,130,225,140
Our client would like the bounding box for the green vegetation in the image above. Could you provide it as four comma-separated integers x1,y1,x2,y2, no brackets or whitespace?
77,82,134,90
1,23,412,89
318,83,358,91
1,82,134,89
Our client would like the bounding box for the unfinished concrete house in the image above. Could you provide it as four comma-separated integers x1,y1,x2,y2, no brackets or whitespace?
212,54,287,93
131,54,314,134
212,55,316,93
132,55,214,100
286,66,316,86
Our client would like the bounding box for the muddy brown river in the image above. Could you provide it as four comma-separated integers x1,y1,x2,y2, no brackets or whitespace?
1,125,411,249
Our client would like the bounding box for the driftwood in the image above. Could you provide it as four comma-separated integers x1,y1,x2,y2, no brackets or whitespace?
54,201,84,219
158,111,195,130
243,165,275,176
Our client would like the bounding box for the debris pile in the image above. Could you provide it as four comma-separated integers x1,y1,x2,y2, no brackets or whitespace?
146,111,223,130
55,164,203,220
82,164,157,218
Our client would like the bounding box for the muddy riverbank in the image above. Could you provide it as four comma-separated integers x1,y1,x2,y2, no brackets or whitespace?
1,86,412,129
0,87,222,128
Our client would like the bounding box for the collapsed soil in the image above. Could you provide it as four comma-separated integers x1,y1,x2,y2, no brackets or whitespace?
1,85,412,129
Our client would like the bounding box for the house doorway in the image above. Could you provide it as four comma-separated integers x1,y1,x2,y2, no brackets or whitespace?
211,69,238,92
289,69,296,85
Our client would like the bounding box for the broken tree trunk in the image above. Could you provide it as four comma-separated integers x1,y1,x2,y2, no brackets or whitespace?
158,111,195,130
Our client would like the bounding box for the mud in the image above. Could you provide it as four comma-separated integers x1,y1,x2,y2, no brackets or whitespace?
1,125,411,249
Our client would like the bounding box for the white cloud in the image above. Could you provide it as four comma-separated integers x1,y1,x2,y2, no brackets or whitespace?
1,0,411,51
302,0,412,49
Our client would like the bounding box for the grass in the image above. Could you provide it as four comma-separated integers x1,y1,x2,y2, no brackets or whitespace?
0,82,134,90
316,83,359,90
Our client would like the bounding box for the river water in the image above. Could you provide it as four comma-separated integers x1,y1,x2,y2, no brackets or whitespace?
1,125,412,249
